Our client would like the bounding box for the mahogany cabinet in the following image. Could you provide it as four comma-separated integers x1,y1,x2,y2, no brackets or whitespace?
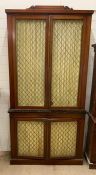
5,6,93,164
86,44,96,169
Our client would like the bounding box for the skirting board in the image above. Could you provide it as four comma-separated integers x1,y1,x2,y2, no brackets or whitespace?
85,153,96,169
0,151,10,157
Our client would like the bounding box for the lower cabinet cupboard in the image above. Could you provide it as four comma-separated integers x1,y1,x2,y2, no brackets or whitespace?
10,112,85,164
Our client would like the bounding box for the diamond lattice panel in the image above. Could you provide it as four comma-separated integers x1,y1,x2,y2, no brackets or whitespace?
50,121,77,157
51,20,83,107
17,121,44,157
16,20,46,106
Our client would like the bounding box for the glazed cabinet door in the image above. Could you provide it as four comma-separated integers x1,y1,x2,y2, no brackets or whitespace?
10,115,47,159
17,120,44,157
50,16,87,108
50,120,77,158
8,16,49,108
49,114,85,160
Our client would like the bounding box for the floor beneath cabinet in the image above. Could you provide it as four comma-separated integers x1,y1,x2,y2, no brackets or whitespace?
0,155,96,175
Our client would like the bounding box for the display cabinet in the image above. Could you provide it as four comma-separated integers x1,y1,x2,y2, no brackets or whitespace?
6,6,93,164
86,44,96,169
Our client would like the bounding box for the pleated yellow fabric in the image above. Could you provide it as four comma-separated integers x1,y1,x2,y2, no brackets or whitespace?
16,20,46,106
17,121,44,157
50,121,77,157
51,20,83,107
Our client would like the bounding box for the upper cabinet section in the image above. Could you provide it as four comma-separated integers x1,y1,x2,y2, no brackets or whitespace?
6,6,93,109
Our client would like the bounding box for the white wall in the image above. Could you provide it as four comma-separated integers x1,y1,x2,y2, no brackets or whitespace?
0,0,96,151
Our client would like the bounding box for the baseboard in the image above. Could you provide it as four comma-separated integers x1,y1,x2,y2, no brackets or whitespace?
85,152,96,169
0,151,10,157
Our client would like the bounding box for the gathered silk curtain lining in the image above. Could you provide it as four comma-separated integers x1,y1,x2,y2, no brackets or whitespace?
16,19,83,107
16,20,45,106
18,121,77,157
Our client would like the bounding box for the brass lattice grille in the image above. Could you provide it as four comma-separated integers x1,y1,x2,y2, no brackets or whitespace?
17,121,44,157
16,20,46,106
50,121,77,157
51,20,83,107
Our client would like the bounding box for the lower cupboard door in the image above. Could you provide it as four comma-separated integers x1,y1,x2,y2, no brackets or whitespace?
17,120,45,158
50,121,77,158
